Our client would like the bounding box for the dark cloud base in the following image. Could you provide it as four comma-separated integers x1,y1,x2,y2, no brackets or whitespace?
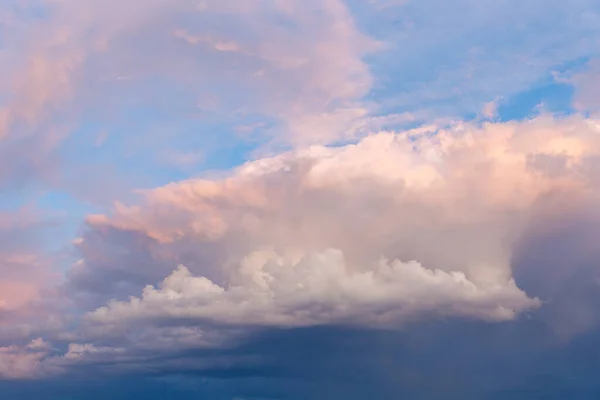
4,319,600,399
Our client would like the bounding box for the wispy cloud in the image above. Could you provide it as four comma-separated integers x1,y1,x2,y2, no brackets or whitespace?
571,58,600,115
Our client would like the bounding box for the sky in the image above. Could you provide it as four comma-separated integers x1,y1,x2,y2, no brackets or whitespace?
1,0,600,398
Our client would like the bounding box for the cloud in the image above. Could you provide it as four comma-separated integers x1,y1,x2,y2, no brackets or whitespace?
0,338,52,379
0,0,380,210
3,0,596,202
166,0,378,145
87,253,537,329
173,29,243,53
1,0,377,148
571,58,600,116
0,207,58,312
511,194,600,340
46,114,600,369
0,113,597,385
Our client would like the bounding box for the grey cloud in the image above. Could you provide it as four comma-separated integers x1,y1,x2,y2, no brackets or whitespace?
512,194,600,340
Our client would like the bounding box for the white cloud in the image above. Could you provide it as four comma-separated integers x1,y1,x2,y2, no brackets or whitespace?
88,250,538,329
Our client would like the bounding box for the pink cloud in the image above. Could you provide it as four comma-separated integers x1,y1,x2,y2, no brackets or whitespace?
65,116,600,334
0,114,598,377
0,339,53,379
0,208,60,317
1,0,377,147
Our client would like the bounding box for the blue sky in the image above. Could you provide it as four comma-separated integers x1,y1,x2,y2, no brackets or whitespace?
1,0,600,398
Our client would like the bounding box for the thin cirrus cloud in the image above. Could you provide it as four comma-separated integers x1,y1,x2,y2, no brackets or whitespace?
2,0,600,398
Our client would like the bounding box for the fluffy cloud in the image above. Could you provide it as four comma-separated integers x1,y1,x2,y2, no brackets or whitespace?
88,252,537,328
55,115,600,359
6,116,600,383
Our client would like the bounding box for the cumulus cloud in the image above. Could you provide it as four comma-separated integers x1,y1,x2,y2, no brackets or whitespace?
49,115,600,364
6,115,600,387
88,252,537,329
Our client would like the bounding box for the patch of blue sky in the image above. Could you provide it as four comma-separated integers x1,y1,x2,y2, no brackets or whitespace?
351,0,600,125
34,191,95,253
0,193,32,211
496,81,575,122
60,79,272,197
496,57,591,121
